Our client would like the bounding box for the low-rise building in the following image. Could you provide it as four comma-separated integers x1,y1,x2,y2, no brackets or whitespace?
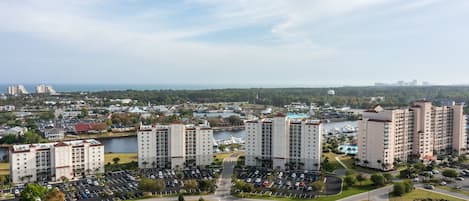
10,139,104,184
0,105,15,112
43,128,65,141
137,123,213,169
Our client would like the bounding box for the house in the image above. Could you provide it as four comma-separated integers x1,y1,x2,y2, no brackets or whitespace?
74,123,108,134
43,128,65,141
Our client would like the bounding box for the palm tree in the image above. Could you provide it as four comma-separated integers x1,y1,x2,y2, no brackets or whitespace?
152,161,157,169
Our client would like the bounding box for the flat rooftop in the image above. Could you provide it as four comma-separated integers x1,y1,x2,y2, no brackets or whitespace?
11,139,102,152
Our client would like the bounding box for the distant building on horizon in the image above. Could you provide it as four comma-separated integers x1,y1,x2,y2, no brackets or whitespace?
357,101,467,171
7,85,28,96
36,84,57,95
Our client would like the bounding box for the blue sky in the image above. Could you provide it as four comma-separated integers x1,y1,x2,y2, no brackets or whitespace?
1,0,469,86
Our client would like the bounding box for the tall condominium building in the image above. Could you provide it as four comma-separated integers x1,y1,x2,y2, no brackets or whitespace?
357,101,467,171
137,123,213,169
245,115,322,171
10,139,104,184
36,84,57,94
7,85,28,96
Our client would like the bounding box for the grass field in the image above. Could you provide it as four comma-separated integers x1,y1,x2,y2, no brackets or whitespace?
238,184,377,201
436,185,469,196
0,162,9,176
390,189,466,201
104,153,138,164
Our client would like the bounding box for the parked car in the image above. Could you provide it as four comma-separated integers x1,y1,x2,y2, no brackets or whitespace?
456,177,464,181
424,184,435,190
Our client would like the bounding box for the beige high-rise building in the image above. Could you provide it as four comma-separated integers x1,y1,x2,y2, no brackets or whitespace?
36,84,57,94
9,139,104,184
357,101,467,171
7,85,28,96
137,123,213,169
245,115,322,171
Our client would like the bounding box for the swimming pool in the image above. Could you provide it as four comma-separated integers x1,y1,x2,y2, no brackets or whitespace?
338,145,358,155
286,113,310,119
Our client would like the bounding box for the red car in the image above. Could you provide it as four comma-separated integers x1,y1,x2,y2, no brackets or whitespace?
262,181,269,187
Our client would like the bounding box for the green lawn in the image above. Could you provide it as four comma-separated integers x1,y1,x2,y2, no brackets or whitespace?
214,152,232,160
104,153,137,164
436,185,469,196
338,155,354,168
238,180,378,201
0,162,9,176
390,189,466,201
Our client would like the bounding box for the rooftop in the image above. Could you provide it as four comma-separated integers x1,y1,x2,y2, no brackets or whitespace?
12,139,102,152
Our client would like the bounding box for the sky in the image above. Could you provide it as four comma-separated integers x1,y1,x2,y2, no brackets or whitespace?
1,0,469,87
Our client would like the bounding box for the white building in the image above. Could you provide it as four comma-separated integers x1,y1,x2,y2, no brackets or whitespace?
245,114,322,171
357,101,467,171
7,85,28,96
43,128,65,141
137,123,213,169
327,89,336,95
0,126,28,137
10,139,104,184
36,84,57,94
0,105,15,112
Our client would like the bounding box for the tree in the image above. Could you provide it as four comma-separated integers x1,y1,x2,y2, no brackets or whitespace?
310,181,325,192
402,180,414,193
178,194,185,201
112,157,120,165
393,182,405,196
20,183,48,201
442,169,458,178
197,179,214,192
383,173,393,183
344,175,357,187
44,188,65,201
356,173,367,186
185,179,198,190
370,173,386,186
138,178,165,192
345,169,355,176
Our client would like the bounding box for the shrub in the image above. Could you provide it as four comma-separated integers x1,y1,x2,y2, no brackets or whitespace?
371,173,386,186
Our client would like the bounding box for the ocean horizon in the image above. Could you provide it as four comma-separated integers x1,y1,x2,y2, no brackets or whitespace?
0,83,350,94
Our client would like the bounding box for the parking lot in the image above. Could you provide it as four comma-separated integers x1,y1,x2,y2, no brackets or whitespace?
235,168,342,198
7,171,144,201
5,167,219,201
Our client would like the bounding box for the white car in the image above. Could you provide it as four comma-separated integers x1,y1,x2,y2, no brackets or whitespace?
46,184,52,190
432,170,440,174
291,173,296,178
14,189,20,196
246,178,252,183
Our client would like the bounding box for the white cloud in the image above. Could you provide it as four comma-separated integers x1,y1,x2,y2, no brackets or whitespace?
0,0,467,85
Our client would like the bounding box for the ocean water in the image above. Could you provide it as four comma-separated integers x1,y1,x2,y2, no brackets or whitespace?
0,84,239,93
